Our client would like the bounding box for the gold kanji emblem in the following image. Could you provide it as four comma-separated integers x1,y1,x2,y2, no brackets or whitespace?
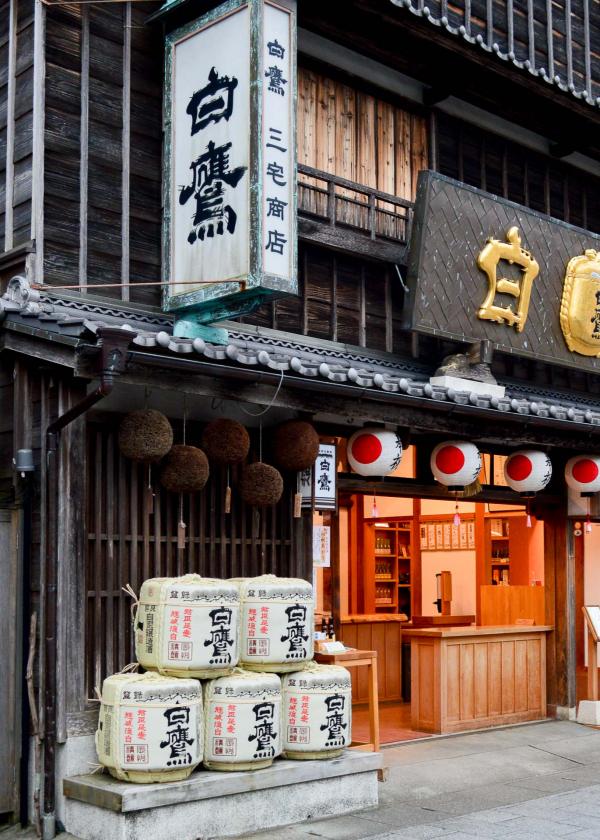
560,249,600,357
477,226,539,333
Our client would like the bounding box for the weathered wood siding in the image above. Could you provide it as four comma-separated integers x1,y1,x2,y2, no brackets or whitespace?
85,420,312,695
0,0,35,253
243,242,412,356
297,67,428,202
42,3,162,303
436,112,600,234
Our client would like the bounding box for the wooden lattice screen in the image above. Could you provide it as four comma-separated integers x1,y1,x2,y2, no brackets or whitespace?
85,421,312,696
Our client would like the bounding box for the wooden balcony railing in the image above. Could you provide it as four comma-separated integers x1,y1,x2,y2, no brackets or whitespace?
297,164,414,263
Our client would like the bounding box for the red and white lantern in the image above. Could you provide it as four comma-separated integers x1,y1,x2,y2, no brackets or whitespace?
504,450,552,497
565,456,600,497
430,441,481,490
347,428,403,477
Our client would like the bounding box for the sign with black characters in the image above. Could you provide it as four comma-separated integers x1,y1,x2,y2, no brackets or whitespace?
163,0,297,324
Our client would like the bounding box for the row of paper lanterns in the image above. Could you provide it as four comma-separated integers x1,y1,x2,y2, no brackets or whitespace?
346,427,600,497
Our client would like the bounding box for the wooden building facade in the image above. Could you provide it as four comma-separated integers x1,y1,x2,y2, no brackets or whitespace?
1,0,600,832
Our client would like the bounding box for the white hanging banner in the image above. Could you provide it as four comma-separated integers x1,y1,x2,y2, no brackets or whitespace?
300,443,337,511
170,7,251,298
312,525,331,567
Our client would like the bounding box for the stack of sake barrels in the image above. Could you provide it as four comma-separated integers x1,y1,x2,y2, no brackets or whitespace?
95,574,352,783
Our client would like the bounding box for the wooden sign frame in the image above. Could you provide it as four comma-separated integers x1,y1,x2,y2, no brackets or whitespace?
162,0,298,332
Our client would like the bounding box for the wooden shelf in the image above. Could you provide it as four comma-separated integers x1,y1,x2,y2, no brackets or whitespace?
367,517,415,618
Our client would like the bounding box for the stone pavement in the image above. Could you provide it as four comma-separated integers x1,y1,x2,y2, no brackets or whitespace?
3,720,600,839
244,720,600,840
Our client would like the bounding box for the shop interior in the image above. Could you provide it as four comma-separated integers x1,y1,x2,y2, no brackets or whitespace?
314,445,547,745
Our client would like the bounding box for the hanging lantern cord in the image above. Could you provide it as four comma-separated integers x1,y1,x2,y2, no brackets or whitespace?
453,491,461,527
178,396,188,547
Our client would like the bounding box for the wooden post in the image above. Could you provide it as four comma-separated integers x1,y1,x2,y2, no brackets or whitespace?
544,507,576,715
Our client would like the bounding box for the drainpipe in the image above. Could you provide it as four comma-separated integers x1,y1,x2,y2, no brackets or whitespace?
42,327,135,840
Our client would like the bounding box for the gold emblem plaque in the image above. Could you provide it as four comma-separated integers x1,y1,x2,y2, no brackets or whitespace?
477,226,539,333
560,249,600,357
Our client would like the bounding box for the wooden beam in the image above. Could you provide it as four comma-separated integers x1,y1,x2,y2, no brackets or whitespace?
121,2,131,302
31,0,46,282
79,8,90,291
4,0,17,252
298,218,408,264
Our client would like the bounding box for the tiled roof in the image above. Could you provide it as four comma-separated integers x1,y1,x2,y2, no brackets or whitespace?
3,276,600,432
391,0,600,110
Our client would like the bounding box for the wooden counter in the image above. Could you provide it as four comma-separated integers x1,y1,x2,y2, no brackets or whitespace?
403,625,552,734
340,615,406,702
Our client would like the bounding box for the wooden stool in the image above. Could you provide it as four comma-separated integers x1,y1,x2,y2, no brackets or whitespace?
315,649,380,752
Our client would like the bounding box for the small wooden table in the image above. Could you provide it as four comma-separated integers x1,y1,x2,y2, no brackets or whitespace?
315,648,380,751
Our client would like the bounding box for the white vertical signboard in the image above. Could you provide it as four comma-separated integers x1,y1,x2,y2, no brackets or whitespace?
262,3,293,281
171,7,250,297
163,0,297,328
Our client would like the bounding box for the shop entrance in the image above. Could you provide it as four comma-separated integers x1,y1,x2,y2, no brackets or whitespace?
314,448,550,745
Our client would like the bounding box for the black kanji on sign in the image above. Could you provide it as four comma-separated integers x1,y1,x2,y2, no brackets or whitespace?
280,604,309,659
266,162,286,186
320,694,347,747
267,38,285,59
265,229,287,255
186,67,238,135
266,197,287,220
317,474,331,492
248,702,277,758
265,65,287,96
179,140,247,244
203,607,235,665
266,127,286,153
160,706,195,766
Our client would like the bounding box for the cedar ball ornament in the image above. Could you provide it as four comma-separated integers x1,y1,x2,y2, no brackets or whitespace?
160,445,210,494
201,418,250,465
239,462,283,507
272,420,320,472
118,409,173,462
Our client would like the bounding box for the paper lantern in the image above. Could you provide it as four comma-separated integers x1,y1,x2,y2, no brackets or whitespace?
347,428,403,477
239,462,283,506
565,455,600,496
272,420,320,471
160,445,209,493
118,409,173,462
504,450,552,497
201,419,250,465
431,441,481,490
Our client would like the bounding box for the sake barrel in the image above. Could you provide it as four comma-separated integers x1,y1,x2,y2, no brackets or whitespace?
232,575,314,672
203,668,281,771
95,672,203,783
135,574,240,678
282,663,352,760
